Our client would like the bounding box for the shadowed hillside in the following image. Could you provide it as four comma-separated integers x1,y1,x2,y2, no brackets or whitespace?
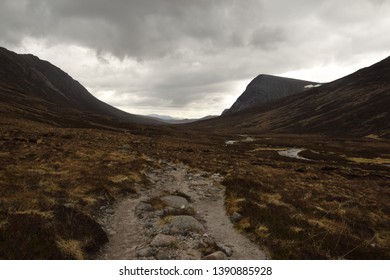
0,47,160,126
198,57,390,137
223,74,316,115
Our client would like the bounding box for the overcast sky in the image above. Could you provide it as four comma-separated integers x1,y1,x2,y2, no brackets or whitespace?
1,0,389,118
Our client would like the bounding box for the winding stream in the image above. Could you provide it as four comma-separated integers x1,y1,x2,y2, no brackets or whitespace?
277,148,312,161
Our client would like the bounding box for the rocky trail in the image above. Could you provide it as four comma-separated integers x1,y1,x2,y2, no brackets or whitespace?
97,161,267,260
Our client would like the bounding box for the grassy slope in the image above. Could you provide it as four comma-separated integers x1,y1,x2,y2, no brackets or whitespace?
0,117,153,259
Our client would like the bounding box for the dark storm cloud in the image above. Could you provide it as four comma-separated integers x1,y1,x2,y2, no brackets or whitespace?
0,0,389,117
1,0,273,59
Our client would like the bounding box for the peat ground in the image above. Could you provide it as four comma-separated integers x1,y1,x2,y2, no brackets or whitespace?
0,116,389,259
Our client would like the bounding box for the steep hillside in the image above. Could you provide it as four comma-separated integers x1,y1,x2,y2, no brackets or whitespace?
0,47,160,126
199,57,390,137
223,74,317,115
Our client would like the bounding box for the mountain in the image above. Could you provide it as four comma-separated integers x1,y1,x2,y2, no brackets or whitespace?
223,74,318,115
148,114,177,121
0,47,160,126
195,56,390,137
148,114,218,124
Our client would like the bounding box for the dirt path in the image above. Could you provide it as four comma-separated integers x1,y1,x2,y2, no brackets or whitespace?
97,161,267,260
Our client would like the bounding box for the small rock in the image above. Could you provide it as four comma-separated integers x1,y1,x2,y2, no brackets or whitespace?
156,251,172,260
169,215,205,234
202,251,227,260
105,208,115,214
151,234,177,247
144,222,154,229
122,144,130,150
217,243,233,257
161,195,189,209
230,212,243,224
136,247,153,258
136,202,153,212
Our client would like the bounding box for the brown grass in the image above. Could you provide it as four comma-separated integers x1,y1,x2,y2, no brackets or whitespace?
1,116,389,260
0,120,152,259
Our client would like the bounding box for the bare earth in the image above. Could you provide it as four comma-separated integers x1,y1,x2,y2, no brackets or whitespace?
98,161,267,260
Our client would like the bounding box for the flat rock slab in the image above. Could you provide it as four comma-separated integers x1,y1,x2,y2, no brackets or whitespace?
161,195,189,209
169,215,205,234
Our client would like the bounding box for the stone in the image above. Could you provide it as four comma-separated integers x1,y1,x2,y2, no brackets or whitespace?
202,251,227,260
136,247,153,258
105,208,115,214
136,202,153,212
144,222,154,229
217,243,233,257
151,234,177,247
156,251,171,260
161,195,189,209
169,215,205,234
122,144,130,150
230,212,243,224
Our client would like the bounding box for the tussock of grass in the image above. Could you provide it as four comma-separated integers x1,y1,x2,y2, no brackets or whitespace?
56,239,85,260
344,156,390,165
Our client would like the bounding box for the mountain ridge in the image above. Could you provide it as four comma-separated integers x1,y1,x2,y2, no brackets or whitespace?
194,56,390,137
0,47,161,126
223,74,317,115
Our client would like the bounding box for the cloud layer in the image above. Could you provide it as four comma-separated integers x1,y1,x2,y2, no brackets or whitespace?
1,0,389,118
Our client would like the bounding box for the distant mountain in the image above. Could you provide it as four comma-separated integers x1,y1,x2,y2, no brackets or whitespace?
195,57,390,137
148,114,217,124
223,74,317,115
148,114,177,121
0,47,161,125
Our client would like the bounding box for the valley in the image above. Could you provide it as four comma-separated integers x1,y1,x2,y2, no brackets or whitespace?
0,47,389,260
0,116,388,259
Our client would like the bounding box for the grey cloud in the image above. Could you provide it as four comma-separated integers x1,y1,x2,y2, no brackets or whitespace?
1,0,267,59
250,26,287,50
1,0,389,117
